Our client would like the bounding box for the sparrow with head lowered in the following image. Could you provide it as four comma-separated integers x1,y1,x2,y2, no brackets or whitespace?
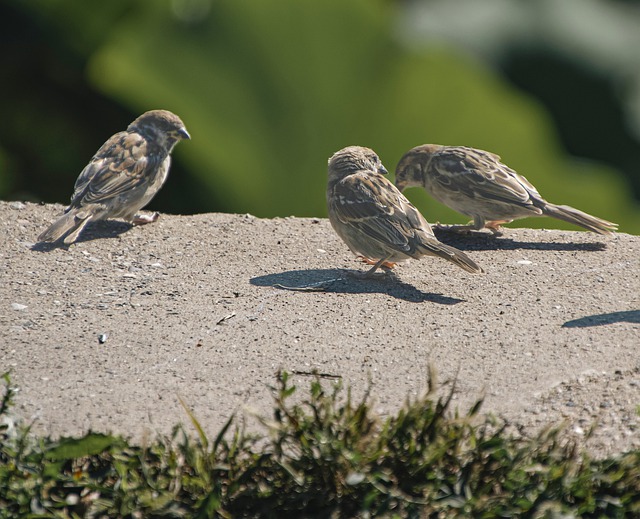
327,146,483,277
395,144,617,235
38,109,190,245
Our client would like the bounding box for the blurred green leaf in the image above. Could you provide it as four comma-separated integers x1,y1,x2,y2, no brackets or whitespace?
3,0,639,233
45,433,122,460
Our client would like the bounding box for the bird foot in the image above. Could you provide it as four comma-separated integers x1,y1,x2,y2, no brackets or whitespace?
347,270,392,280
435,222,502,237
484,221,509,236
132,212,160,225
357,256,397,269
348,262,398,280
433,223,475,235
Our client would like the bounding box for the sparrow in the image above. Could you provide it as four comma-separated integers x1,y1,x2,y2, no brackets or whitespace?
38,109,190,244
395,144,618,235
327,146,483,277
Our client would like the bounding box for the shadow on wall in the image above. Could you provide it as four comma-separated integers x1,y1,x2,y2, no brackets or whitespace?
431,229,608,252
250,268,465,305
562,310,640,328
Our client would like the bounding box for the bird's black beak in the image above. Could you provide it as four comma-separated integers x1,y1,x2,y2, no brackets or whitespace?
378,164,388,175
178,128,191,140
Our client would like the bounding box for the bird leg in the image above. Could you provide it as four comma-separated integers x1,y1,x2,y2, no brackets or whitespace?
433,223,477,234
357,255,397,269
435,219,505,236
347,256,395,279
484,220,510,236
365,257,393,277
132,211,160,225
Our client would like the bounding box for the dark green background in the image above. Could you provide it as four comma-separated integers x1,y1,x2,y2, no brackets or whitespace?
2,0,639,233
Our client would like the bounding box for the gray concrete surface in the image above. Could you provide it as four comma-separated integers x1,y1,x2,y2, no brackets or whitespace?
1,201,638,456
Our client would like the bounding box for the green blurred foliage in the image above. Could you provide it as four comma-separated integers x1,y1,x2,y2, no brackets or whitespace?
2,0,639,234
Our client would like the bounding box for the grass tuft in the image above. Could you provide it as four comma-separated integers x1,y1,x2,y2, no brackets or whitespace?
1,370,638,517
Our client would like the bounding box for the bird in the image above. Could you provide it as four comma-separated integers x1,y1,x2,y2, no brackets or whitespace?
395,144,618,235
326,146,483,277
38,109,190,244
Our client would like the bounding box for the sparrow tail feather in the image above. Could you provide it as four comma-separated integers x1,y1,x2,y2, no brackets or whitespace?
419,242,484,274
38,211,92,244
542,204,618,235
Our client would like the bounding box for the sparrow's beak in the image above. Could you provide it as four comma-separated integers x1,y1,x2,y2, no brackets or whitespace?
378,164,388,175
178,127,191,140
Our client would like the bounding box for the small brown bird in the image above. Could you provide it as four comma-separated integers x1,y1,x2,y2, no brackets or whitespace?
327,146,483,277
395,144,617,235
38,109,190,244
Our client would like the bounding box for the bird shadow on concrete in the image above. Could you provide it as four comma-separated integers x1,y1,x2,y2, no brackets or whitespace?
562,310,640,328
250,268,464,305
432,230,607,252
30,221,134,252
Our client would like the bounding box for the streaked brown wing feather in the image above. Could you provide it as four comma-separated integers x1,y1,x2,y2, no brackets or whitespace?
69,132,158,207
330,172,420,255
430,147,536,207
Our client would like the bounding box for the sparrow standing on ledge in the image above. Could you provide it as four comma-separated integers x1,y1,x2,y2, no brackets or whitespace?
395,144,617,235
38,109,190,244
327,146,483,277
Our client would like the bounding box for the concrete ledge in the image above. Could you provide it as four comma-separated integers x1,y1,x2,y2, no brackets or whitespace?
2,201,639,456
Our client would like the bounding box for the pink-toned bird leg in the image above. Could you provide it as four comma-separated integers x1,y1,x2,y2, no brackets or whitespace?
357,255,397,269
132,212,160,225
484,220,511,235
346,255,397,278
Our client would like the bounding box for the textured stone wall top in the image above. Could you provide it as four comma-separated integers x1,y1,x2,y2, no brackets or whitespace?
1,201,639,456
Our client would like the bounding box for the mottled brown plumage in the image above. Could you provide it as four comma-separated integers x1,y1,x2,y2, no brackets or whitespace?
38,110,190,244
327,146,483,276
395,144,617,235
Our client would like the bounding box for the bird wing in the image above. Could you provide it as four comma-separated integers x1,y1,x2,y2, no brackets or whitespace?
330,171,430,256
428,146,538,207
69,131,162,208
